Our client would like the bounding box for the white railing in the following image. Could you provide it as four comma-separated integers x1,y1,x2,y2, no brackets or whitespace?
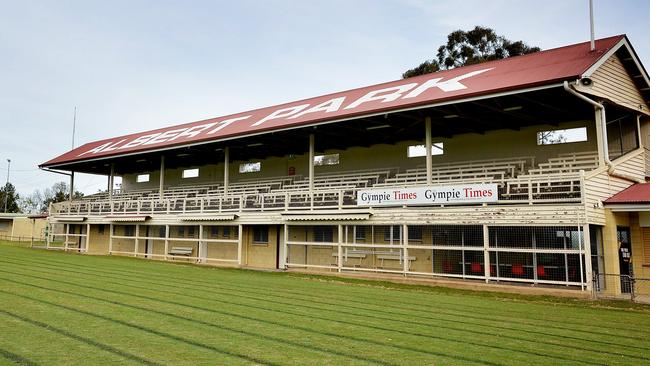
51,171,586,217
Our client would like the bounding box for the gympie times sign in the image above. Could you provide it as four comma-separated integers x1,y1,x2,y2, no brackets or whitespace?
357,184,499,206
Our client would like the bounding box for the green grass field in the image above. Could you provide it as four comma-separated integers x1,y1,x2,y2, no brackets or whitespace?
1,242,649,366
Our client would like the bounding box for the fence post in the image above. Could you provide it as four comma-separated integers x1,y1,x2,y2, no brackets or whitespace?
630,276,636,303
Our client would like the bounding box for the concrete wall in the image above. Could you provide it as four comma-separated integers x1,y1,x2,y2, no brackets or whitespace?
0,217,47,241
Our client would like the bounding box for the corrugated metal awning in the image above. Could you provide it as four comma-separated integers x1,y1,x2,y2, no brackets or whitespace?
179,214,237,221
282,210,371,221
52,216,86,222
105,215,150,222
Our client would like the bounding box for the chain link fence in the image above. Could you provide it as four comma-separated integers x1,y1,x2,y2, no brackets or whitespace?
593,273,650,303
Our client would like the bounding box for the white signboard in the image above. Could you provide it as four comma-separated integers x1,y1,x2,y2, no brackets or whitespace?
357,184,499,206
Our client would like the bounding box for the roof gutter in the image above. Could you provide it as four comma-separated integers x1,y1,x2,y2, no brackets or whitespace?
563,81,643,183
39,167,72,177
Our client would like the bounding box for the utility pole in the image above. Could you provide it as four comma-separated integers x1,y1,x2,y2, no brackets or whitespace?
3,159,10,213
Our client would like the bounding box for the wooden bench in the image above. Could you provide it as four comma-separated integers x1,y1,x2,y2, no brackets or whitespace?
377,254,416,270
168,247,193,257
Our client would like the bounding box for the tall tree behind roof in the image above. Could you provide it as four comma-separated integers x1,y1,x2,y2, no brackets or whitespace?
403,26,540,78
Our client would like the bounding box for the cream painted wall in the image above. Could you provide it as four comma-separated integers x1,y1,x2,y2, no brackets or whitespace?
121,120,597,190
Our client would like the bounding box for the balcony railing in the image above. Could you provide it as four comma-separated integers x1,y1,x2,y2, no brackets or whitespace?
51,171,586,217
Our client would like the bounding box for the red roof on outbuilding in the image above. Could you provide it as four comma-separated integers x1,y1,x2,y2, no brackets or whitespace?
604,183,650,204
41,35,627,168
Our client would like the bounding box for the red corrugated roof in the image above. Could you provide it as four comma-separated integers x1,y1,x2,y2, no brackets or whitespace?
604,183,650,204
41,35,626,168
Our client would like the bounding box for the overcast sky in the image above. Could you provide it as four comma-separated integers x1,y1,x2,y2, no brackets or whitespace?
1,0,649,196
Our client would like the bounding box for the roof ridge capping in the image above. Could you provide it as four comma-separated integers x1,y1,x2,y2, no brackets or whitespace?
41,35,630,168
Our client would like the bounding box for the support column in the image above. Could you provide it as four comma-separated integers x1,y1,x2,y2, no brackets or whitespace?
402,224,409,275
64,224,70,251
198,224,204,263
281,224,288,269
337,225,343,273
594,106,606,166
109,163,115,204
85,223,90,252
109,223,114,254
159,156,165,199
583,224,593,292
483,225,490,283
223,147,230,197
237,224,244,267
309,134,315,193
134,224,140,257
164,225,170,260
69,171,75,203
425,117,432,185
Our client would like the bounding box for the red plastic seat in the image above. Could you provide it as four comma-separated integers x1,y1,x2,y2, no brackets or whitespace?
471,262,482,274
443,261,454,273
536,265,546,278
512,263,524,276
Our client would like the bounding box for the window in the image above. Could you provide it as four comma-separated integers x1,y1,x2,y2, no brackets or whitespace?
314,226,334,243
253,226,268,243
408,143,444,157
98,225,105,235
537,127,587,145
211,226,219,238
187,226,195,238
158,226,166,238
182,168,199,178
136,174,150,183
239,162,261,173
355,226,366,241
314,154,340,166
383,226,401,242
124,226,135,237
178,226,185,237
408,226,423,241
222,226,231,238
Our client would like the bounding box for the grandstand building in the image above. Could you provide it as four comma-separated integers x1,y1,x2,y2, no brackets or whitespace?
40,35,650,297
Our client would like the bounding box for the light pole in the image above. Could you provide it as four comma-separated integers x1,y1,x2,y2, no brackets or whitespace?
3,159,10,213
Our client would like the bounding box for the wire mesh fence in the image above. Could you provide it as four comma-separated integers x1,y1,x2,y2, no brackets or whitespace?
593,273,650,303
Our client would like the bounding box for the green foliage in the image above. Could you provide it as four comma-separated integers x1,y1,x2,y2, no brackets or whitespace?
404,26,540,78
0,182,20,213
41,181,84,212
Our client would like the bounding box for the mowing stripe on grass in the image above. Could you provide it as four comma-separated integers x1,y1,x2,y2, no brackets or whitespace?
0,275,395,366
5,255,648,356
16,252,650,337
0,310,162,366
0,290,282,366
0,346,40,366
0,275,503,366
2,260,643,364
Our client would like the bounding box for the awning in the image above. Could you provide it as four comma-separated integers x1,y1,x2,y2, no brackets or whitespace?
604,183,650,211
282,210,371,221
179,214,238,221
104,215,150,222
52,216,86,222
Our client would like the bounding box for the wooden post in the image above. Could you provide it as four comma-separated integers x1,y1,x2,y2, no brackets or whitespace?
281,224,288,269
338,225,343,273
164,225,170,260
223,147,230,197
134,224,140,257
109,223,114,254
237,224,244,267
309,134,315,193
425,117,432,185
198,224,204,263
85,223,90,252
483,225,490,283
109,163,115,204
159,156,165,199
69,171,75,203
582,224,593,292
402,224,409,275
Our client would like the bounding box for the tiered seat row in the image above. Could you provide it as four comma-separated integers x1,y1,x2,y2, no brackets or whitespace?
69,152,600,212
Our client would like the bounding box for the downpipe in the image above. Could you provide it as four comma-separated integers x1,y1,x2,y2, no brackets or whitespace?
563,81,643,183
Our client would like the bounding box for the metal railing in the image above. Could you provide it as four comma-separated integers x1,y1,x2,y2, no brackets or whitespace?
51,172,586,217
593,273,650,303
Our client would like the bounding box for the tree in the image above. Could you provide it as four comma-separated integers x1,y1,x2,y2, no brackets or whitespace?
403,26,540,78
19,190,44,214
0,182,21,213
41,182,84,212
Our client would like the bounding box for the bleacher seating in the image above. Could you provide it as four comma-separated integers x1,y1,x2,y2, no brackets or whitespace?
61,151,601,214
